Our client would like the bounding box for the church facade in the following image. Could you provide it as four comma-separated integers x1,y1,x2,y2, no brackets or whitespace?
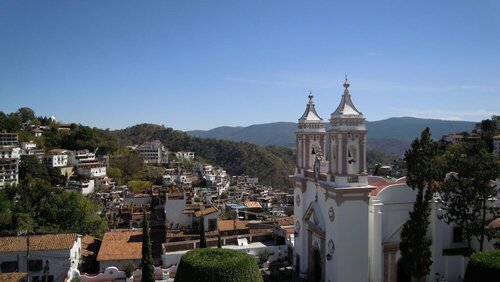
294,78,374,282
293,78,499,282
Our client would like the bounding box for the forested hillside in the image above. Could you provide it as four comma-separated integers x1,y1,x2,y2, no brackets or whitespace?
112,124,296,190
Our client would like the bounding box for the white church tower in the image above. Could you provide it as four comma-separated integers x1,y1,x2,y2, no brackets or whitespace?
296,91,326,171
294,77,373,282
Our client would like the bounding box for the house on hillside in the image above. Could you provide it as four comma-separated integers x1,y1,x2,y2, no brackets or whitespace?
97,230,143,272
0,233,82,282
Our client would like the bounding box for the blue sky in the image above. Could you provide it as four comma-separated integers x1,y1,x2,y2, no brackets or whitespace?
1,1,499,131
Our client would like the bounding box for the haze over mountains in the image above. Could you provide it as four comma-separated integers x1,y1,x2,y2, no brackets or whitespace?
188,117,476,156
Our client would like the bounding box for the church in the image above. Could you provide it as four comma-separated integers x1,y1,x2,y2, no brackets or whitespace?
292,78,500,282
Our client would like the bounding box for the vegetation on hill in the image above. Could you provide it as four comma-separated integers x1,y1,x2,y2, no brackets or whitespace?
113,124,295,189
175,248,263,282
1,178,106,236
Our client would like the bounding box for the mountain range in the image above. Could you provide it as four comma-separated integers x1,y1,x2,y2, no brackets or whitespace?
187,117,476,156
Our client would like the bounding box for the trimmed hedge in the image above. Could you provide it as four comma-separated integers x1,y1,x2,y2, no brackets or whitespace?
174,248,263,282
464,250,500,282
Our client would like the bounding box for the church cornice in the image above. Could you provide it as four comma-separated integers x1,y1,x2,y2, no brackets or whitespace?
319,183,374,206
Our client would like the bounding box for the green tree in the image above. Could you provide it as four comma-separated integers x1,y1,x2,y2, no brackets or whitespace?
217,231,222,248
439,142,500,251
141,209,155,282
16,107,35,123
110,150,145,181
199,216,207,248
399,128,440,281
18,155,49,185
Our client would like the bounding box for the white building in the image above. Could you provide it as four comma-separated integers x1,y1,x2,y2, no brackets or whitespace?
77,161,107,178
164,193,191,228
293,79,499,282
20,141,37,152
68,149,97,167
0,233,81,282
0,132,18,146
43,152,69,168
175,151,195,160
0,146,21,188
135,140,168,164
494,135,500,158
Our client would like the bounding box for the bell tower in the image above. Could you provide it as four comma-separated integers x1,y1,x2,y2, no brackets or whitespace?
296,91,326,173
328,76,367,184
294,77,373,282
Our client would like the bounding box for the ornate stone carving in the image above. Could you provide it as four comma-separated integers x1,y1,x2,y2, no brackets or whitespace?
328,207,335,222
328,239,335,254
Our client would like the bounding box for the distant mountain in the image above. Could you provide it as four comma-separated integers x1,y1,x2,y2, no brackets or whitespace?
189,122,298,148
187,117,476,156
366,117,476,140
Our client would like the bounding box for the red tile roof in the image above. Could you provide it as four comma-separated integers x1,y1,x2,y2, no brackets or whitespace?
243,201,262,209
0,272,28,282
275,216,294,226
0,233,77,253
218,220,249,232
97,230,142,261
194,206,218,218
369,177,407,196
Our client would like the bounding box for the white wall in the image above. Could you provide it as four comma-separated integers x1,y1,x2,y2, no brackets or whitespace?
0,237,80,282
165,197,190,228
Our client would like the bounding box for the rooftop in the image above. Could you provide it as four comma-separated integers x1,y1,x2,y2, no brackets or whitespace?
97,230,142,261
194,206,218,218
218,220,249,232
0,233,77,253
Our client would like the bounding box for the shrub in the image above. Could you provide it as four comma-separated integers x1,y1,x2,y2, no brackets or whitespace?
175,248,263,282
464,250,500,282
124,264,135,278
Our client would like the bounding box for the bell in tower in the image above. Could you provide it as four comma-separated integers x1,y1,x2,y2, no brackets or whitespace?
328,76,368,183
296,91,326,174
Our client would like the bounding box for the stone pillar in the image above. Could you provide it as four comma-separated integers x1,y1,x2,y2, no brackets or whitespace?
341,135,348,175
359,134,366,174
369,201,383,282
305,136,310,170
297,135,301,169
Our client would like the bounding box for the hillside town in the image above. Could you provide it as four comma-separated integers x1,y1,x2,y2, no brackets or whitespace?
0,120,295,281
1,80,500,282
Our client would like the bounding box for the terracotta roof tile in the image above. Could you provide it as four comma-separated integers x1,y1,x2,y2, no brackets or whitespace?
369,177,407,196
194,206,218,218
0,272,28,282
218,220,249,232
276,216,294,226
97,230,143,261
243,201,262,209
0,233,77,253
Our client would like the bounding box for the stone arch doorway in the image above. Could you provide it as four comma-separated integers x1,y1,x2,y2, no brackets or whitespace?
310,248,322,282
396,258,410,282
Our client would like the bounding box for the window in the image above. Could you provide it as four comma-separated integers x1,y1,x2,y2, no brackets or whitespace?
453,227,463,243
1,261,18,272
29,259,43,272
208,219,217,231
